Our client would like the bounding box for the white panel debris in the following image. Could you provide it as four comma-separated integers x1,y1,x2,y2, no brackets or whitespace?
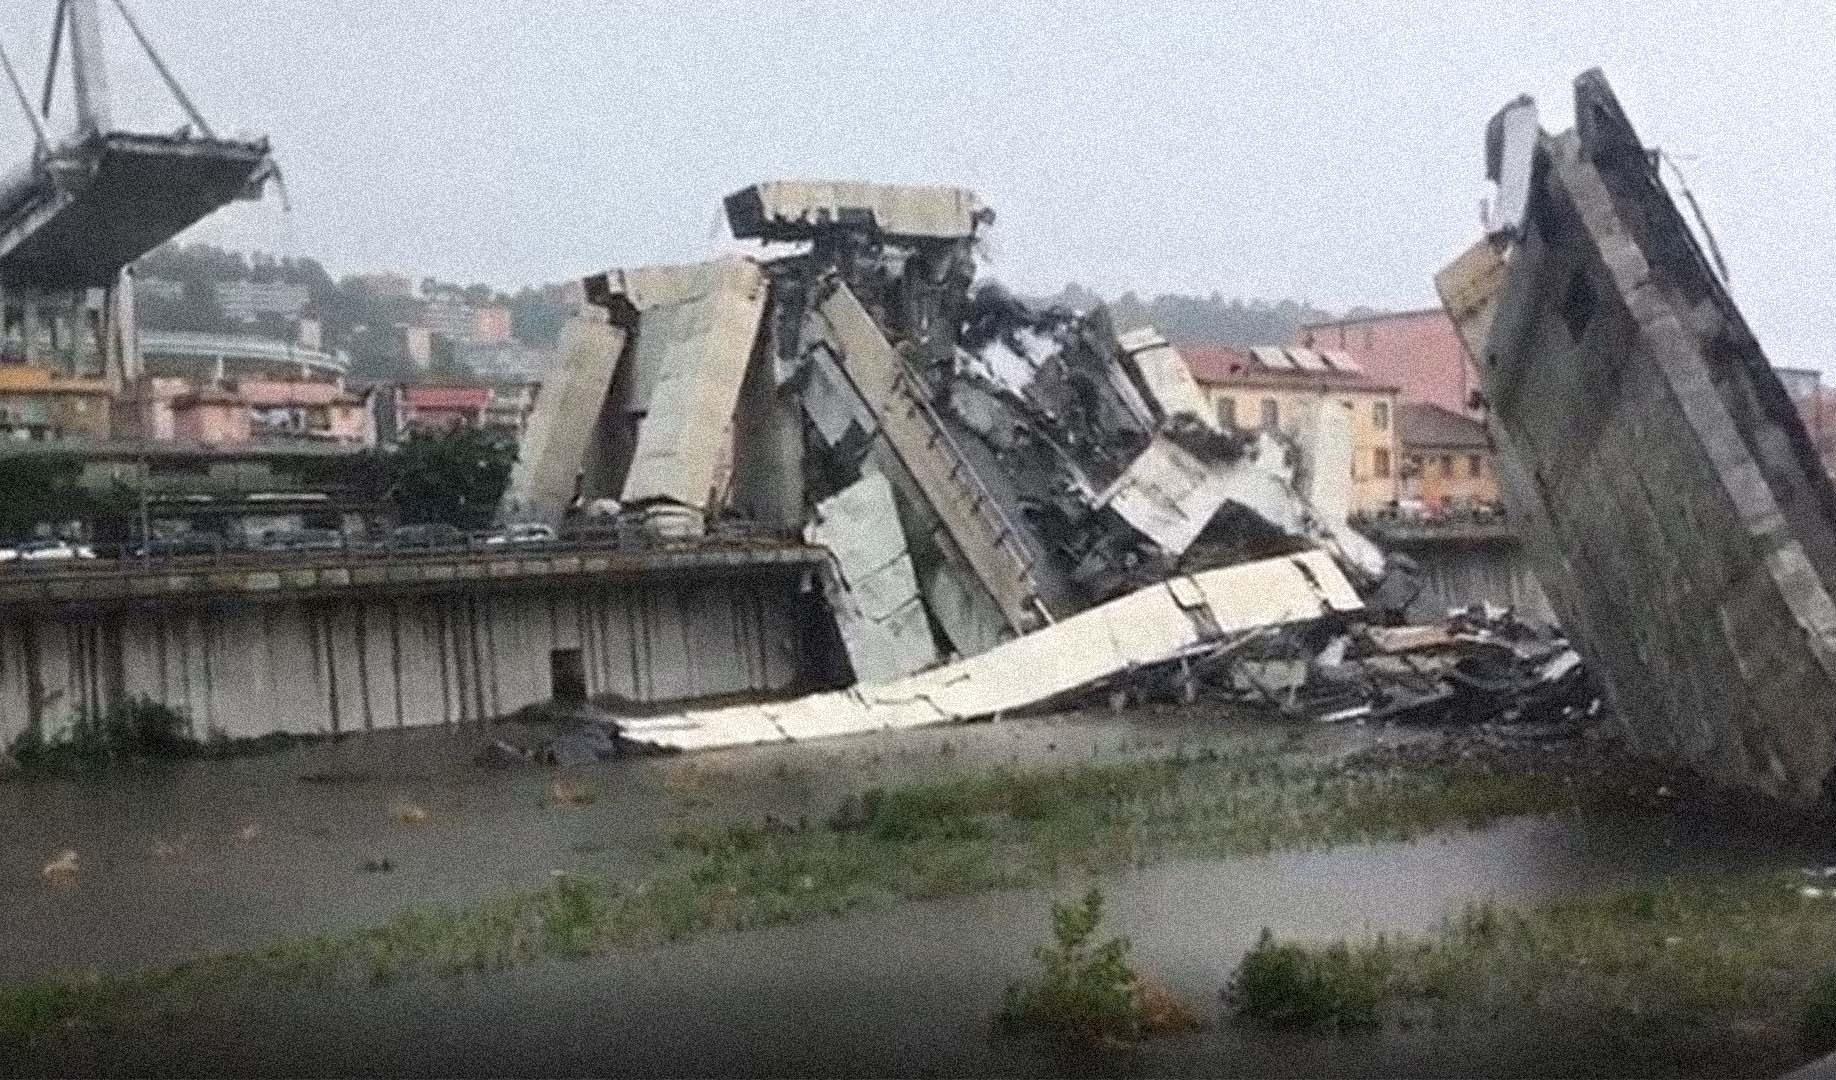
800,345,879,450
1483,94,1540,238
804,471,941,683
616,551,1362,752
612,257,769,527
1099,434,1239,557
1292,398,1355,524
1116,328,1219,430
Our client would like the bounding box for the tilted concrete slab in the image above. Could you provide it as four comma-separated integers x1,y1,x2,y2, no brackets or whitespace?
0,133,271,290
1115,328,1219,430
617,550,1362,752
603,257,769,526
1438,69,1836,808
725,181,987,243
500,311,628,523
804,470,941,682
805,280,1047,634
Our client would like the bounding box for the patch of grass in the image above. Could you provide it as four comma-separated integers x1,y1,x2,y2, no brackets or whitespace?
1227,872,1836,1069
0,734,1590,1047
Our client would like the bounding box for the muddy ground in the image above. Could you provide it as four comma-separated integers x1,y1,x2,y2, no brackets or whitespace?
0,707,1377,980
2,707,1829,1077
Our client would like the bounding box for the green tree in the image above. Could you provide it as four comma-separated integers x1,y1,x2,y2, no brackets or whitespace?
382,427,514,529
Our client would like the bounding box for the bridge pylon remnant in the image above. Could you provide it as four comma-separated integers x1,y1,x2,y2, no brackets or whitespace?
0,0,275,392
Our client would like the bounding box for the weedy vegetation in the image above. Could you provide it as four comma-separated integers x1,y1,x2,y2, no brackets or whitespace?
997,887,1200,1044
1224,873,1836,1071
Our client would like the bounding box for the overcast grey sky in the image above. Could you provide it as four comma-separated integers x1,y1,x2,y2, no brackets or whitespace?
2,2,1830,367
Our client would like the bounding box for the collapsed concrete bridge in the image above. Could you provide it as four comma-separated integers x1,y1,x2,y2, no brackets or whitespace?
1439,70,1836,810
506,180,1403,697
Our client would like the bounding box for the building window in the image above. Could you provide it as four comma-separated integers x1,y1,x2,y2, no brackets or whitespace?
1372,401,1389,430
1216,396,1236,428
1373,448,1390,478
1440,454,1454,478
1260,398,1279,429
1467,454,1482,479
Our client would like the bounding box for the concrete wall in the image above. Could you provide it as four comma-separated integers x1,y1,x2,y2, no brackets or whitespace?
1404,540,1554,625
0,576,808,744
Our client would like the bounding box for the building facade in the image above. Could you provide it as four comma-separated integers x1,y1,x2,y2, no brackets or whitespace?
1396,401,1498,512
472,304,512,345
215,281,311,323
1182,346,1401,513
0,365,113,440
396,384,490,433
1296,308,1476,417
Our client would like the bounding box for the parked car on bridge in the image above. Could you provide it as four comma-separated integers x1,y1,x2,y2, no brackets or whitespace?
256,528,345,553
484,523,557,546
0,539,98,563
131,533,232,559
390,523,467,550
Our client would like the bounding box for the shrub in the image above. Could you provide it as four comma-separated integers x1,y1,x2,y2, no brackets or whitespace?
998,887,1144,1044
102,697,196,758
1225,928,1384,1032
5,696,198,771
1801,970,1836,1054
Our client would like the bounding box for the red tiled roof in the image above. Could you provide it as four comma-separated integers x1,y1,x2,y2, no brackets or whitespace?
1180,345,1398,393
404,386,489,409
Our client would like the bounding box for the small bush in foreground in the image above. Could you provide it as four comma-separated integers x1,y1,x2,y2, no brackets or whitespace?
998,887,1198,1044
1802,970,1836,1054
1225,927,1384,1032
6,697,199,771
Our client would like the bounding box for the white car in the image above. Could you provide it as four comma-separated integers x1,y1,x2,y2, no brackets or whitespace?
485,523,557,546
13,540,97,562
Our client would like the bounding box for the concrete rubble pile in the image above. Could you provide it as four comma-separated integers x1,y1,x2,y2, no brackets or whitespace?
1204,604,1595,728
1439,70,1836,810
498,180,1429,753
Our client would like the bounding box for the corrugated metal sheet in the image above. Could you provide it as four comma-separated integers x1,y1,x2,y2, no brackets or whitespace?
614,257,769,517
617,551,1361,752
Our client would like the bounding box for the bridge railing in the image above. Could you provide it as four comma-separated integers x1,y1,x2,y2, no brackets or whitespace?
0,519,805,578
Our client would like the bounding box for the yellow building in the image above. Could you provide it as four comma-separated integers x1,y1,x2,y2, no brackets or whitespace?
0,365,114,441
1182,346,1401,513
1397,401,1499,511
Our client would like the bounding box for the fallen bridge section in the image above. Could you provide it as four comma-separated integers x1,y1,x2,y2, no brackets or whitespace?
1438,70,1836,809
616,550,1362,752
